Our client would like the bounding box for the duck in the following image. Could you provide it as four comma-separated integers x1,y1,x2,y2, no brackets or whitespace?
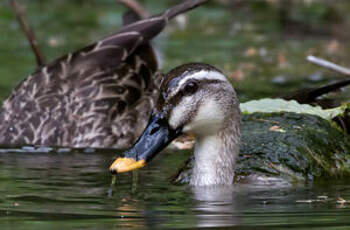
110,63,241,186
0,0,209,148
109,62,350,187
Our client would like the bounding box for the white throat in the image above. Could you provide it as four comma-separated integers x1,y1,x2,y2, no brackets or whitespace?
190,123,240,186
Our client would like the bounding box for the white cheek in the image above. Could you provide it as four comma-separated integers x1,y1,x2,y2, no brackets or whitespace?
168,97,192,129
183,99,224,135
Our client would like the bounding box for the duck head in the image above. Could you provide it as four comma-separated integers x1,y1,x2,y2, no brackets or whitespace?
110,63,241,186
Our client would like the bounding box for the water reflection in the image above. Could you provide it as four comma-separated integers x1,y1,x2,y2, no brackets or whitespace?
191,185,240,228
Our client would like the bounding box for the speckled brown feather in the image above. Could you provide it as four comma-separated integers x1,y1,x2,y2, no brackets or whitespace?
0,0,208,148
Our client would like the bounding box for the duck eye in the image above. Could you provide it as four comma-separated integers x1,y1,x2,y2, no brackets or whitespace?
184,82,198,95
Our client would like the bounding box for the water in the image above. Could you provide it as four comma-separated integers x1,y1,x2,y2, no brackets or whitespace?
1,148,350,229
2,1,350,229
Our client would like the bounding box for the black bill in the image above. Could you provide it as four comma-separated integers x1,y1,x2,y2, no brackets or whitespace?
110,113,182,173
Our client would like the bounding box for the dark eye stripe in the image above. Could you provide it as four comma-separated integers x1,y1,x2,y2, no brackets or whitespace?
156,77,224,114
167,79,222,106
186,79,222,86
178,79,222,93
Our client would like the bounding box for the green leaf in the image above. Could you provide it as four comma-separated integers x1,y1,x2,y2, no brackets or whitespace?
240,98,344,120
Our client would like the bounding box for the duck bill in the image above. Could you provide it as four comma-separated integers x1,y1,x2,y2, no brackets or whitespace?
110,113,182,174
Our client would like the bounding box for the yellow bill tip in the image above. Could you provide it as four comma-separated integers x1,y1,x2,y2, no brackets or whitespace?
109,157,146,173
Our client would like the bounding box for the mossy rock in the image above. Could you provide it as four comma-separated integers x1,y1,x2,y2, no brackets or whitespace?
172,112,350,185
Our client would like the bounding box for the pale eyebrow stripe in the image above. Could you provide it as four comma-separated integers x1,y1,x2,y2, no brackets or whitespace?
169,70,227,98
178,70,227,86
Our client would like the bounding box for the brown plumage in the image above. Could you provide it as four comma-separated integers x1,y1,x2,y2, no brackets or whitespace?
0,0,209,148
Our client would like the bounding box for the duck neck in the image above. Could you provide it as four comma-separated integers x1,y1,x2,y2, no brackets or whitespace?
190,121,240,186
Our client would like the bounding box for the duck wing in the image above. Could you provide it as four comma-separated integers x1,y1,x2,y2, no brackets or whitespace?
0,0,208,148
